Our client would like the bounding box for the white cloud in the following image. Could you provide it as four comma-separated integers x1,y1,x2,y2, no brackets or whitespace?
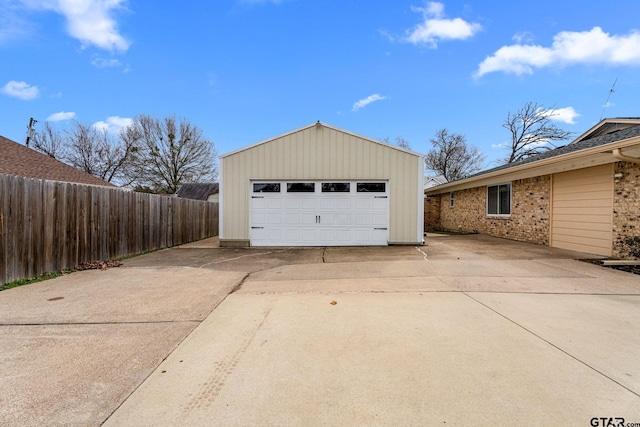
545,106,580,124
93,115,133,133
405,1,481,48
47,111,76,121
476,27,640,77
352,94,387,112
91,56,122,68
1,80,40,100
21,0,130,52
0,0,33,42
512,31,534,44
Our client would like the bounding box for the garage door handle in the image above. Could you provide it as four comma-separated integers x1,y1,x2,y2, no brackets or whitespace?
316,215,320,223
251,227,264,229
374,196,388,198
374,227,387,230
251,196,264,199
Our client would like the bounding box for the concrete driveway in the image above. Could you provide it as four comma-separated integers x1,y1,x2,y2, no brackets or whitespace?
1,234,639,426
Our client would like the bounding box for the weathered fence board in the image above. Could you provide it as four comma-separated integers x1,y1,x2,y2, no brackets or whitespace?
0,174,219,285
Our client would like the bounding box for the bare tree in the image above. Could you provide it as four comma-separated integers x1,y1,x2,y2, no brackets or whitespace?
64,122,137,184
425,128,485,181
31,121,140,186
395,136,411,150
502,102,573,164
125,115,217,193
380,136,411,150
31,122,67,159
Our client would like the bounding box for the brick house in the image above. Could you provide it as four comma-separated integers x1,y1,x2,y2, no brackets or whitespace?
424,118,640,258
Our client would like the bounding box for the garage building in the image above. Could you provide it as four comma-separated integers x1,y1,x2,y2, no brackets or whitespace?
219,122,425,247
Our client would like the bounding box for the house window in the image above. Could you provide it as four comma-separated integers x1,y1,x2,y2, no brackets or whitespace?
253,183,280,193
287,182,315,192
322,183,350,192
449,192,455,207
487,183,511,215
357,182,386,193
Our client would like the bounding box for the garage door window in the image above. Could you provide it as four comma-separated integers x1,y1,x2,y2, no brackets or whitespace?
253,183,280,193
487,183,511,216
322,183,350,192
287,182,315,192
357,183,386,193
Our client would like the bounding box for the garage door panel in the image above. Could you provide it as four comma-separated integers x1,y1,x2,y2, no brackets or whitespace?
267,198,282,209
372,213,388,226
554,168,611,182
552,240,611,256
553,228,612,241
552,234,611,251
551,165,612,257
552,182,612,195
355,199,370,209
319,198,337,209
552,199,610,209
328,213,352,226
552,220,611,232
250,181,389,246
553,206,613,216
553,190,612,202
371,198,388,209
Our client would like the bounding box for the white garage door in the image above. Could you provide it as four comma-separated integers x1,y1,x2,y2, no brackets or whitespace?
551,164,613,256
250,181,389,246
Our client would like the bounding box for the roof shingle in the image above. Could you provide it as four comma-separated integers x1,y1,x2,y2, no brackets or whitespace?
175,182,219,200
462,124,640,181
0,135,114,186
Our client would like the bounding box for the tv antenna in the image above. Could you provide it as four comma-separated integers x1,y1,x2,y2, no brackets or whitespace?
599,78,617,121
25,117,38,147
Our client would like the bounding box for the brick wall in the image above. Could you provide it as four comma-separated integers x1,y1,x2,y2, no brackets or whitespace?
613,161,640,258
438,176,551,245
423,195,442,231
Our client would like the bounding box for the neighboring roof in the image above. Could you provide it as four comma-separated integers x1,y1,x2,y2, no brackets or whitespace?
424,175,447,185
221,121,425,159
0,135,114,186
175,182,219,200
571,117,640,143
426,118,640,195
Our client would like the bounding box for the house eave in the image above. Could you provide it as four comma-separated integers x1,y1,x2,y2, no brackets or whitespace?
426,135,640,195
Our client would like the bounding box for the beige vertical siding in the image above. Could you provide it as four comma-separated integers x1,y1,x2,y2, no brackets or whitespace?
220,124,422,244
551,164,613,256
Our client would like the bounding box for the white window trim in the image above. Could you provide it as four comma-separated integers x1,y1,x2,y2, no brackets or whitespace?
486,183,512,217
449,191,455,208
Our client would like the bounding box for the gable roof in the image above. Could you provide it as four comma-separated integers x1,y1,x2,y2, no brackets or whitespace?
175,182,219,200
220,121,424,159
571,117,640,143
424,175,447,187
426,118,640,195
0,135,114,187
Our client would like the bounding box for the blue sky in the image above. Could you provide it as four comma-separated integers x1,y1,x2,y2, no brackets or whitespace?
2,0,640,169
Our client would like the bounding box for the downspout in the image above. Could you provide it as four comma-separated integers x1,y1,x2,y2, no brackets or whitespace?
612,148,640,164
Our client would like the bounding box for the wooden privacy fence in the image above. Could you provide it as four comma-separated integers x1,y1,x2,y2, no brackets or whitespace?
0,174,219,285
